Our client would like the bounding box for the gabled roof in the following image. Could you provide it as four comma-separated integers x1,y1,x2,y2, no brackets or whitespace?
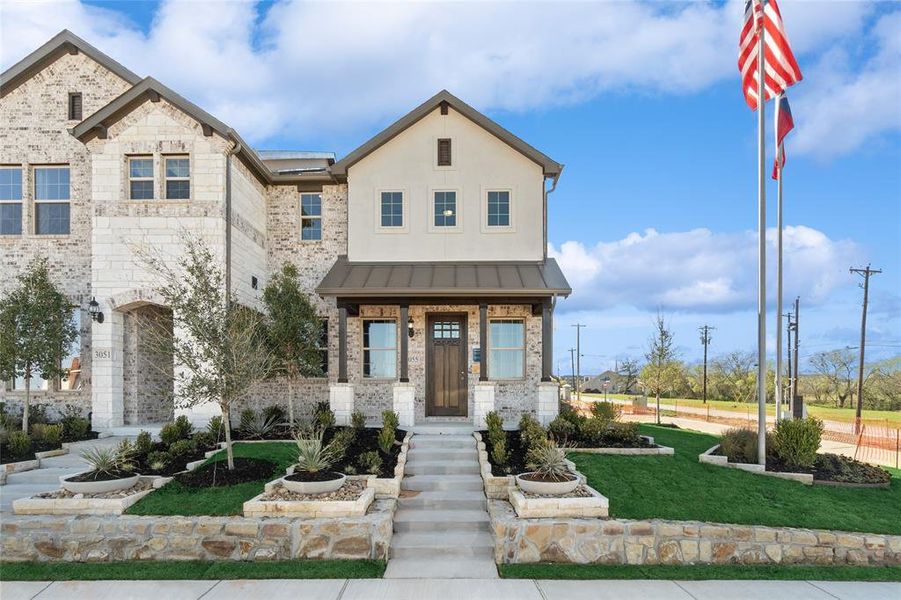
330,90,563,179
0,30,141,98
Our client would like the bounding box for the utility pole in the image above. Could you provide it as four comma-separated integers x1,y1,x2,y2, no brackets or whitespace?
568,348,577,395
850,265,881,434
784,311,793,419
572,324,586,404
699,325,714,404
791,297,800,418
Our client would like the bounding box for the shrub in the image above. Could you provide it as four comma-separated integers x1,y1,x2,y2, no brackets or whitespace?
159,422,181,447
173,415,194,438
329,428,355,459
161,416,194,446
28,404,49,426
293,426,341,474
207,415,224,439
0,423,7,446
526,442,572,482
590,401,621,425
378,410,399,454
6,431,31,458
239,409,257,433
135,431,154,457
485,411,505,444
548,416,575,444
81,441,136,476
351,410,366,431
772,417,823,469
720,428,758,464
357,450,382,474
491,438,509,471
146,450,170,471
192,430,216,449
578,417,606,446
42,424,62,447
240,412,279,439
60,408,90,442
313,401,336,430
262,405,287,425
168,438,197,457
30,423,49,442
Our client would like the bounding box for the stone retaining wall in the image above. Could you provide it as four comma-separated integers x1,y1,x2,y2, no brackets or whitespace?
489,500,901,567
1,500,394,562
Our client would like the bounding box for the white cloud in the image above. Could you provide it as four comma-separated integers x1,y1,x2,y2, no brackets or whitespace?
0,0,890,155
549,225,863,313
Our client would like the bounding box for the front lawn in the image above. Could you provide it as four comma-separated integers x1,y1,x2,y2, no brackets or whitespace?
570,425,901,535
0,559,385,580
499,563,901,581
127,441,296,516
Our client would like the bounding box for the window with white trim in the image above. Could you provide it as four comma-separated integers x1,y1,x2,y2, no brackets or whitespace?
129,157,154,200
380,191,403,228
34,166,70,235
489,319,525,379
363,319,397,379
164,156,190,200
0,167,23,235
487,190,511,227
301,193,322,241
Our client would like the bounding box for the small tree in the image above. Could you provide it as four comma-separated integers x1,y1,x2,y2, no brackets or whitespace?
0,259,77,432
138,234,273,470
262,263,323,425
617,357,641,395
641,311,680,424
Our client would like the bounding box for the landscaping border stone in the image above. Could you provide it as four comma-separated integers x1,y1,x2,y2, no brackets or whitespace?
0,499,396,562
0,459,41,484
488,499,901,567
367,430,411,499
473,432,515,499
11,476,160,516
243,483,375,518
509,486,609,518
699,444,813,485
569,435,674,455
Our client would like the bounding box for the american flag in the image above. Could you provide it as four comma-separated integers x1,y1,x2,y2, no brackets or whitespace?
738,0,803,111
772,93,795,179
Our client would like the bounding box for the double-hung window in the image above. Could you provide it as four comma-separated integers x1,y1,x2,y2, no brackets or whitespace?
301,193,322,240
0,167,23,235
489,319,525,379
433,191,457,227
363,319,397,379
487,190,511,227
129,157,154,200
164,157,190,200
380,191,403,228
34,166,70,235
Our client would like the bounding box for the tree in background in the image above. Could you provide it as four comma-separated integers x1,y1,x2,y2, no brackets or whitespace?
809,349,857,408
616,358,641,395
262,263,324,425
711,351,757,403
641,312,680,424
0,259,77,432
137,233,273,470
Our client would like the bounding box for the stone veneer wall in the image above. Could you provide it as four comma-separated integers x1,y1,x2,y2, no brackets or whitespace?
1,500,394,562
489,500,901,566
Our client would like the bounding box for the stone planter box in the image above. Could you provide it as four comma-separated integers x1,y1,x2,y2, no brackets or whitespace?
509,485,609,518
243,483,375,518
35,448,69,460
569,436,674,456
473,432,515,499
0,458,41,485
699,444,813,485
12,476,160,516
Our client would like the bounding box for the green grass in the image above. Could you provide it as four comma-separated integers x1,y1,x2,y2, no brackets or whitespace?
569,425,901,535
0,560,385,581
127,441,296,516
499,563,901,581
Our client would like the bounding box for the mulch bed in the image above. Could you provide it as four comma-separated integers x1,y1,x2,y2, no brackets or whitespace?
176,457,277,488
717,446,891,487
66,469,137,482
325,427,406,479
1,440,60,464
285,470,344,483
137,441,219,476
482,430,527,476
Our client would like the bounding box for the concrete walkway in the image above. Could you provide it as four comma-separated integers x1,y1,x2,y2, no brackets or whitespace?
3,578,899,600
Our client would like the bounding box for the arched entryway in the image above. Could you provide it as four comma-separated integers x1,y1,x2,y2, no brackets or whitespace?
122,304,174,425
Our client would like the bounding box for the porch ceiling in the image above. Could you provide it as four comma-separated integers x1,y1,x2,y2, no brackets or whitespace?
316,256,571,299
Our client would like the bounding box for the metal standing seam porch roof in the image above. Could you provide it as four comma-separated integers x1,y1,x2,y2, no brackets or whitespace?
316,256,571,299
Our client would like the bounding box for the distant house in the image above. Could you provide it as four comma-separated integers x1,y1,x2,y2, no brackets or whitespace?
583,370,631,394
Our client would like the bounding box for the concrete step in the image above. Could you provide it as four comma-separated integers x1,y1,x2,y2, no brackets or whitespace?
401,474,484,492
390,531,494,559
5,467,81,485
410,435,474,449
404,460,480,475
0,483,60,511
393,508,490,532
406,448,477,462
409,424,476,435
398,490,486,511
383,557,498,579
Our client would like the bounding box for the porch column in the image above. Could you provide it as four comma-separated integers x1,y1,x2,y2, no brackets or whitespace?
479,303,489,382
337,306,348,383
541,300,553,382
399,304,409,382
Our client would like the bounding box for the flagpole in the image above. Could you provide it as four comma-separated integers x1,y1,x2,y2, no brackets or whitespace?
756,1,768,466
775,161,783,424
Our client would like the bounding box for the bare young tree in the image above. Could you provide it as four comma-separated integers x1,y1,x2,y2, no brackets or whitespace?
137,233,273,470
809,348,858,408
641,312,680,424
616,357,641,395
712,351,757,403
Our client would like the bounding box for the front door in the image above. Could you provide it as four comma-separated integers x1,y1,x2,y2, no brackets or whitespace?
426,314,468,417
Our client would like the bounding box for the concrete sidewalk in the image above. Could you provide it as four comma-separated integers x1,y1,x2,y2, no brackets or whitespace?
3,578,899,600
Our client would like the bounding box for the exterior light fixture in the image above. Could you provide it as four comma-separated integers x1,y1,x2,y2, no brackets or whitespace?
442,209,454,217
408,317,415,338
88,297,104,323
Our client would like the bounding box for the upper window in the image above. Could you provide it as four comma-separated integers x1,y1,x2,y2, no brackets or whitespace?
488,319,525,380
380,191,403,228
68,92,83,121
165,157,190,200
487,190,511,227
318,319,329,375
0,167,23,235
34,166,70,235
433,191,457,228
301,193,322,241
363,319,397,379
129,157,154,200
437,138,452,166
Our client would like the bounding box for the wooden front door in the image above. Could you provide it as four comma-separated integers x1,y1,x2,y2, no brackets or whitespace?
426,314,468,417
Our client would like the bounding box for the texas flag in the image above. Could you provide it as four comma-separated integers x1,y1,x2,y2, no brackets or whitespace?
772,93,795,180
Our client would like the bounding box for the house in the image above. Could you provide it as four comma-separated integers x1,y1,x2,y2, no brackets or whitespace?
0,31,571,431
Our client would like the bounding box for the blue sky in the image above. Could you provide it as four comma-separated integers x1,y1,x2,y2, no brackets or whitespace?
3,0,899,375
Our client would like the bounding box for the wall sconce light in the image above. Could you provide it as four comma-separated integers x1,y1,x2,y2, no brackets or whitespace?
88,297,104,323
407,317,415,338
